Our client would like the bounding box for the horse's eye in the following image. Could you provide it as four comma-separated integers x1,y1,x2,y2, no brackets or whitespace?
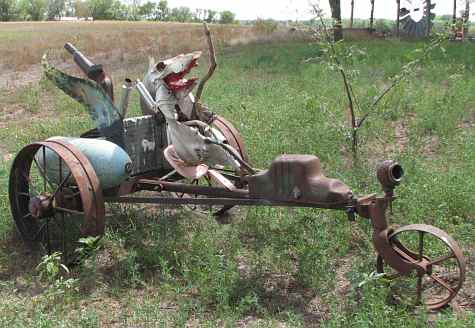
156,62,166,71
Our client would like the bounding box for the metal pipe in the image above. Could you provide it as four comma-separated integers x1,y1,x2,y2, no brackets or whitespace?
118,78,133,118
135,80,156,113
138,179,249,198
204,138,256,174
104,195,350,210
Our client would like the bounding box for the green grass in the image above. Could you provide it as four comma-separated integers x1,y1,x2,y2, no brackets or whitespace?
0,39,474,326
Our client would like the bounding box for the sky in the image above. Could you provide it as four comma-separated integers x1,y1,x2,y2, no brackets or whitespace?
166,1,462,21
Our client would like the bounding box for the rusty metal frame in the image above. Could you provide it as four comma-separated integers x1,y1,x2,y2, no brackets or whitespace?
98,159,466,311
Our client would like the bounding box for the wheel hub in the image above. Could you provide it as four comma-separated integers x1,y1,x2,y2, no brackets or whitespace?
28,194,54,219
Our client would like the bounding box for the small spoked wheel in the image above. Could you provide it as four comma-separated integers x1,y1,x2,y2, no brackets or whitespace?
9,140,104,264
377,224,466,310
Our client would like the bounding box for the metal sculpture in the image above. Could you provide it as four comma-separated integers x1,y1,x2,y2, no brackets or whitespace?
8,25,466,310
399,0,436,38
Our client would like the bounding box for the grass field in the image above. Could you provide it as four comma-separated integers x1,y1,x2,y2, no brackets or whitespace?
0,28,474,327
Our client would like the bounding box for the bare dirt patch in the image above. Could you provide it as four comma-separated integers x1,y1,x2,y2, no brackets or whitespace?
0,231,42,283
334,256,353,298
453,249,475,314
458,110,475,129
0,104,25,126
394,120,409,153
422,135,440,158
235,249,329,326
0,144,13,162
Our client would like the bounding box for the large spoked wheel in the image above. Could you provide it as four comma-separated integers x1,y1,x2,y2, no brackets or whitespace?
9,140,105,264
377,224,466,310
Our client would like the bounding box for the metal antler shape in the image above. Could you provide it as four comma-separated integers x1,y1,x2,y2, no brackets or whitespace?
192,22,217,120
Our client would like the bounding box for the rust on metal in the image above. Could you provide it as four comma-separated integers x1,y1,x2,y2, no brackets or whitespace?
64,42,114,101
47,139,105,235
7,30,467,309
377,224,466,310
9,140,105,245
212,115,250,164
247,154,353,206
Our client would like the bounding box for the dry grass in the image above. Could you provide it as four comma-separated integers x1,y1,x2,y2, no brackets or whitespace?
0,21,295,73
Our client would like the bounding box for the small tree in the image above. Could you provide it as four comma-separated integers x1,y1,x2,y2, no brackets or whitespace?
310,6,447,160
138,1,154,20
46,0,65,20
155,0,168,20
128,0,140,20
219,10,235,24
205,9,216,23
19,0,47,20
0,0,18,21
86,0,107,19
108,0,128,20
169,6,192,22
74,0,88,18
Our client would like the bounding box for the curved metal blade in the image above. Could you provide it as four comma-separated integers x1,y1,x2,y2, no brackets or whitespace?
42,55,124,147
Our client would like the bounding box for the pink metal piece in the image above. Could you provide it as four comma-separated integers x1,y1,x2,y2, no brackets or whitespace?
163,145,208,180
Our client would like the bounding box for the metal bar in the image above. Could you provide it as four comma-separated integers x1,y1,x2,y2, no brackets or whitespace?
118,79,133,118
42,146,47,193
33,157,53,191
138,179,249,198
136,80,156,113
429,253,454,266
55,207,84,216
51,171,72,200
105,195,348,210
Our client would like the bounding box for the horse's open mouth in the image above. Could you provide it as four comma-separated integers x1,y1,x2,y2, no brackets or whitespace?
163,56,199,92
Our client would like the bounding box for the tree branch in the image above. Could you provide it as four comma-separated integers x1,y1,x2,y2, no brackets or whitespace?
193,22,217,119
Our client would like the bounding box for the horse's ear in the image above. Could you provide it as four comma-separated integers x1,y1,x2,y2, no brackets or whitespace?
148,57,155,71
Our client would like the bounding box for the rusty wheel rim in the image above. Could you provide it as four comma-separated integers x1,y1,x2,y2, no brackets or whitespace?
212,115,250,164
9,141,104,264
377,224,465,310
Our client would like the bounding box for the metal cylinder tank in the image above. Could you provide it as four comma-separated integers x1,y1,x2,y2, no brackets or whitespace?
35,137,132,190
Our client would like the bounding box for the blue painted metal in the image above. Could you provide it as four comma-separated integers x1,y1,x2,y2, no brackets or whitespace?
42,56,125,148
35,137,132,190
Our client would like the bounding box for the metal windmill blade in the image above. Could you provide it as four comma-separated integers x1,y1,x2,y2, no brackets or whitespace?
42,55,125,148
399,0,436,38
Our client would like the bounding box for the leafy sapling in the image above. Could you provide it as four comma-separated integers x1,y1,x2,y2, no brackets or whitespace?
308,4,448,161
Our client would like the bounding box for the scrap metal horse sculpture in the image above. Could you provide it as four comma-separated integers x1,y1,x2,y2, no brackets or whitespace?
8,24,466,311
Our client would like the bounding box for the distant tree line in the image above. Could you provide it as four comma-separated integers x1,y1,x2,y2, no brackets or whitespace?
0,0,236,23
